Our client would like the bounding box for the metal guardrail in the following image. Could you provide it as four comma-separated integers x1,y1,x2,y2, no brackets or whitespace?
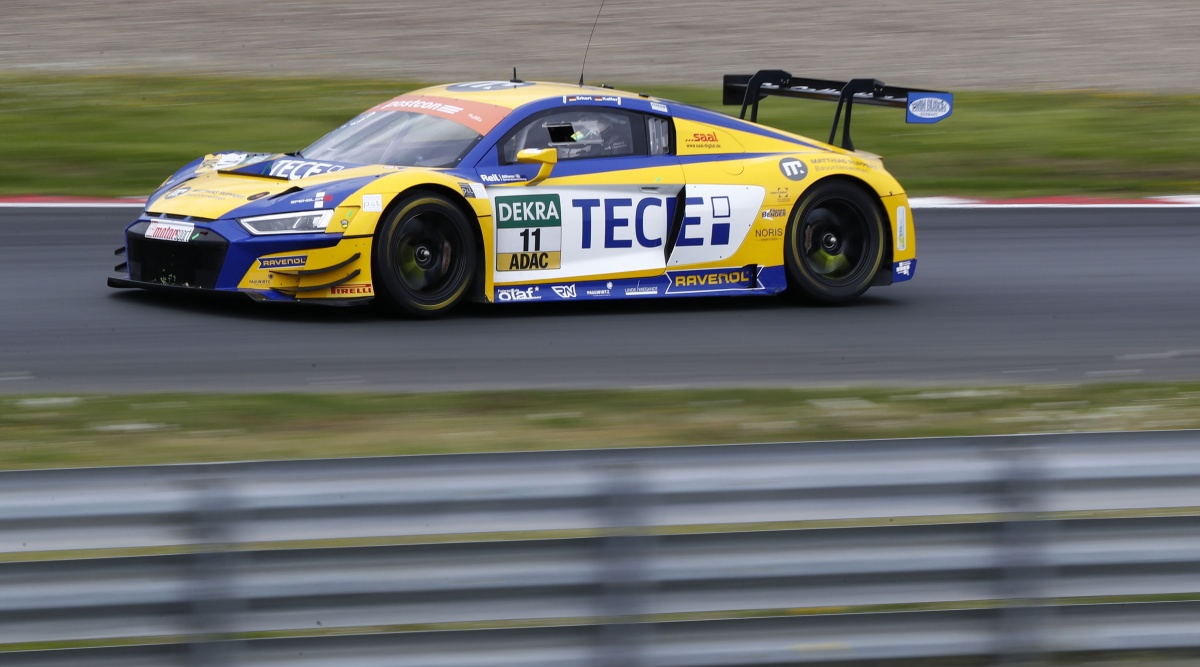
3,431,1200,665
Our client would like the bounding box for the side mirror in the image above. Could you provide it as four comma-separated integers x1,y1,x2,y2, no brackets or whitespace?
516,148,557,186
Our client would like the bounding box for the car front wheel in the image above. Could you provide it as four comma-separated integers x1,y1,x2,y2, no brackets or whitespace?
373,192,476,317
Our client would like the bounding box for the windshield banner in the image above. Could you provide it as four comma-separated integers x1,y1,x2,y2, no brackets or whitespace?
369,94,510,135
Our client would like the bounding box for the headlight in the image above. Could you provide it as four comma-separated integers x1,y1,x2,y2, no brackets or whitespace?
238,210,333,236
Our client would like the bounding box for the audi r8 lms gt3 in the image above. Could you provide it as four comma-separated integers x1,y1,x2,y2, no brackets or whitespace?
109,70,952,316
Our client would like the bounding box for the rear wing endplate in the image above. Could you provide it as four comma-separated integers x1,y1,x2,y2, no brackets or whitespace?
723,69,953,151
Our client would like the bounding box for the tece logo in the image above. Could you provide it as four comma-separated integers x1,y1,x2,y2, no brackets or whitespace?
778,158,808,181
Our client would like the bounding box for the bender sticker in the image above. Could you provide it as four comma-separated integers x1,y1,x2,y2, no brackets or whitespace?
495,194,563,271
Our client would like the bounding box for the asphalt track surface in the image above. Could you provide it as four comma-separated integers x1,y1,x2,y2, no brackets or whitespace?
2,207,1199,394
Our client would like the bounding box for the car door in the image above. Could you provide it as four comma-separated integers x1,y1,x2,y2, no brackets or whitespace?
475,106,683,290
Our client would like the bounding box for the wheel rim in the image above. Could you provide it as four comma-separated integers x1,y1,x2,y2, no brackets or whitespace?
390,211,467,302
800,200,870,284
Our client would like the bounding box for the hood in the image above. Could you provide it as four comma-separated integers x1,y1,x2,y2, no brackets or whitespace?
146,152,395,220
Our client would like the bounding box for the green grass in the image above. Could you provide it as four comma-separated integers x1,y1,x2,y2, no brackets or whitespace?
1,74,1198,197
4,383,1200,470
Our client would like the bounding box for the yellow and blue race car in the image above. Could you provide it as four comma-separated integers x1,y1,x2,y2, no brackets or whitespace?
109,70,951,316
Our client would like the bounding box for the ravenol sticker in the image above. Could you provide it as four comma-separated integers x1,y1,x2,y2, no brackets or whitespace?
906,93,953,124
667,267,760,294
495,194,563,271
258,255,307,270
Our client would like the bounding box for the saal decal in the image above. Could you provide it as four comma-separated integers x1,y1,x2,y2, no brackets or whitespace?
684,130,721,150
778,157,808,181
258,255,307,270
666,267,761,294
494,194,562,271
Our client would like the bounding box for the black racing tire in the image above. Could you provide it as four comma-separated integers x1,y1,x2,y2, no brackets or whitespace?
783,180,885,304
373,192,477,318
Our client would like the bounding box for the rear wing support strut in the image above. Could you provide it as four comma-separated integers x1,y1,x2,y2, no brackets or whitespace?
723,69,952,152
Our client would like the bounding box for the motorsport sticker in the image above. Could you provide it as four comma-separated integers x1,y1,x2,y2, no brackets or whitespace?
760,208,786,219
778,157,808,181
650,102,669,114
164,186,190,200
145,220,194,242
257,255,307,270
494,194,562,271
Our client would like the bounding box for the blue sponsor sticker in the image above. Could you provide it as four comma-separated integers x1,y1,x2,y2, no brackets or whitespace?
893,259,917,282
258,255,307,270
666,267,761,294
906,93,953,124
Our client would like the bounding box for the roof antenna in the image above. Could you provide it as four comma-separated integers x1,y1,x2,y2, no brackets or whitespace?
578,0,607,87
511,67,522,83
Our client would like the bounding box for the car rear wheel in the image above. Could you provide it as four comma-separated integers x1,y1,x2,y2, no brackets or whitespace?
373,193,476,317
784,180,885,304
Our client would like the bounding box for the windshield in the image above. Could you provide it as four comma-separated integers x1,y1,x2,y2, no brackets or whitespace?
301,111,482,168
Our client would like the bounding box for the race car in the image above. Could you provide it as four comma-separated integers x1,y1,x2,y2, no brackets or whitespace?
108,70,952,316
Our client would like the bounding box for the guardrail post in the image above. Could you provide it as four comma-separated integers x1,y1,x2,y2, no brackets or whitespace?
995,437,1053,667
594,458,653,667
184,474,243,667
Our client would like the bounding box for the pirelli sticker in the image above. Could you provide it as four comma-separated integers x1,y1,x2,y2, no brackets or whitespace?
495,194,562,271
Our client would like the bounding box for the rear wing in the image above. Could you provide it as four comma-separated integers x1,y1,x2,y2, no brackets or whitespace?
723,69,953,151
